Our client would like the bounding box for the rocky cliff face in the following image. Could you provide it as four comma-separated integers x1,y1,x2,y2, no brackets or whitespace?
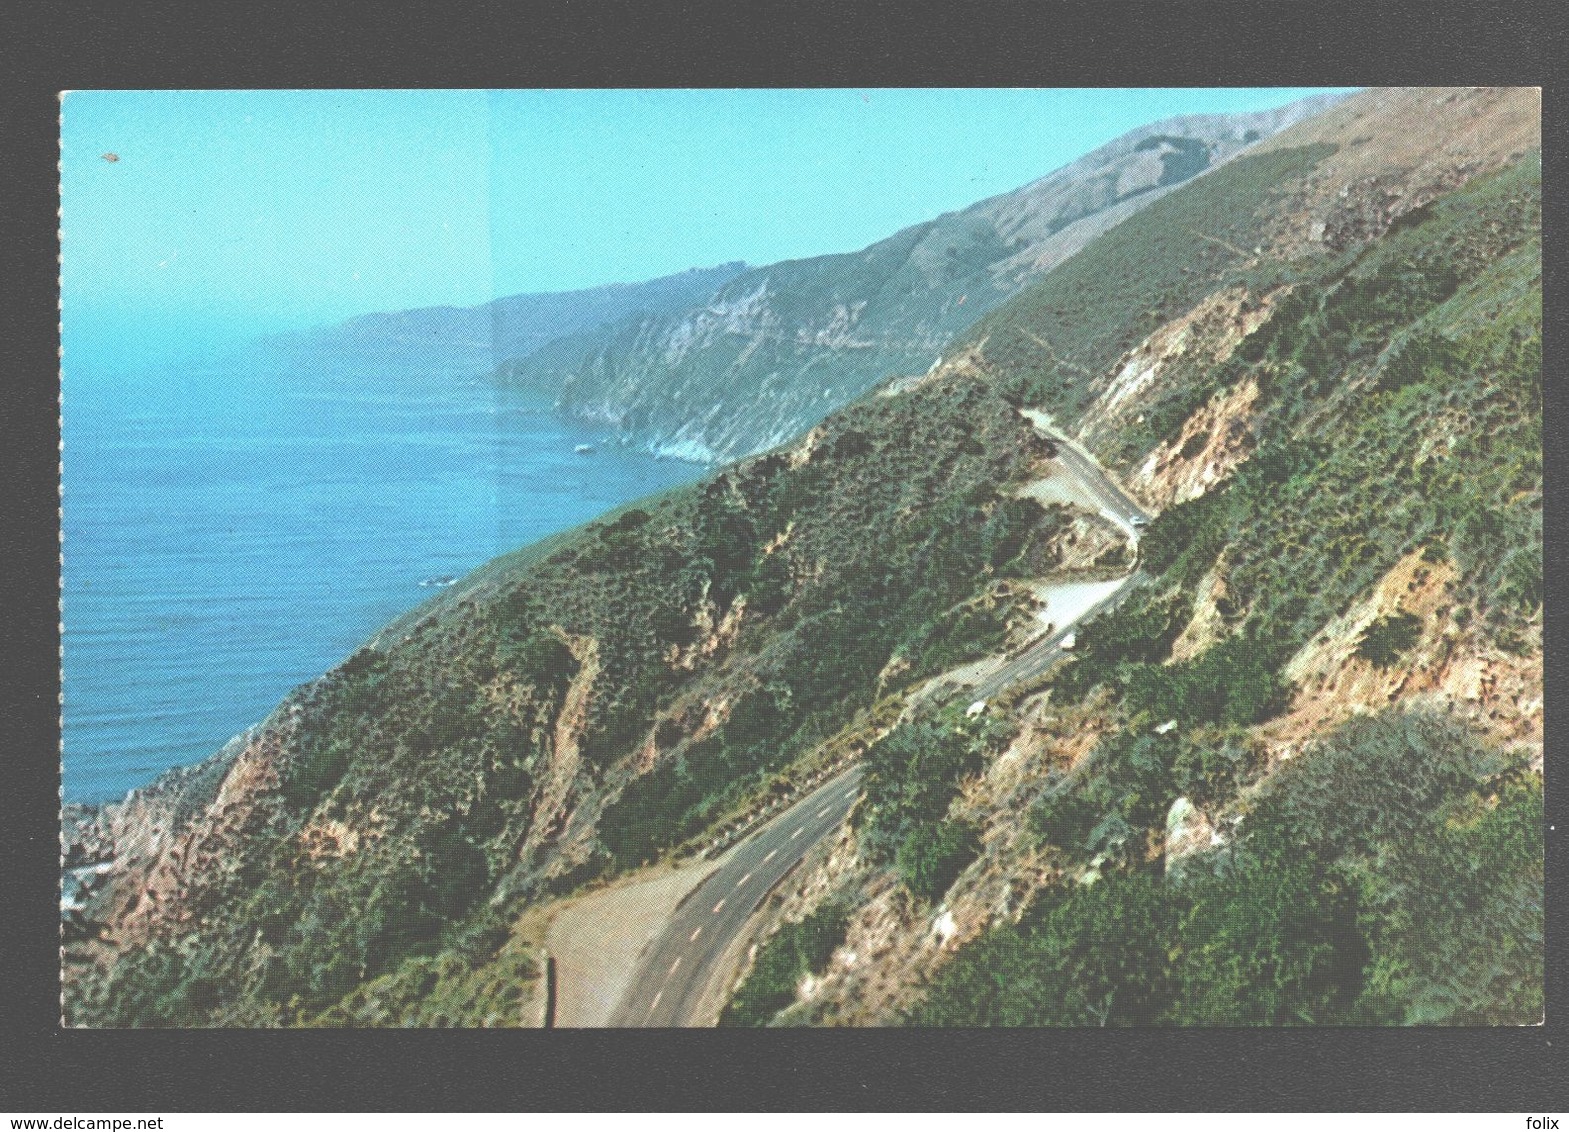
499,96,1344,462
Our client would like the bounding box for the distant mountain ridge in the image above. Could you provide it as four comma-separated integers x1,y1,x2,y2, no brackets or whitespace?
276,261,748,372
497,94,1346,461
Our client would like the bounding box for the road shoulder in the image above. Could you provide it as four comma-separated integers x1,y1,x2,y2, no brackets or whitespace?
542,854,724,1027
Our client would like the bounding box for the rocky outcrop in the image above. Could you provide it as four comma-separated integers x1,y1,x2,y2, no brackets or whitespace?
1077,287,1279,459
523,632,601,858
64,717,289,954
1270,550,1542,761
1128,377,1261,513
1168,559,1232,664
759,697,1114,1025
1162,796,1221,881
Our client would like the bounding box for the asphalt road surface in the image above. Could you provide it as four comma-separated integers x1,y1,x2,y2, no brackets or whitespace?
607,766,865,1027
954,422,1155,705
1048,432,1152,539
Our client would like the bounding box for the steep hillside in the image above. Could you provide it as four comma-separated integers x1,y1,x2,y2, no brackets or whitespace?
63,88,1540,1029
271,261,747,375
498,97,1341,462
723,96,1541,1029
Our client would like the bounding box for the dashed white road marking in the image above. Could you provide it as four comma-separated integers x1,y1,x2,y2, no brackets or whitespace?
843,790,858,800
817,806,831,818
761,850,777,864
650,991,662,1011
791,826,805,839
669,957,682,974
735,872,752,889
712,899,725,914
690,926,703,942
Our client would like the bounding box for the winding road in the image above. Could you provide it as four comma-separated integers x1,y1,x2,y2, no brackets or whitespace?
607,766,865,1026
602,413,1152,1026
1026,411,1153,544
958,415,1155,703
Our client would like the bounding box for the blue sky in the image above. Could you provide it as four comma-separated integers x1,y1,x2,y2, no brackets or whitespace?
61,88,1354,338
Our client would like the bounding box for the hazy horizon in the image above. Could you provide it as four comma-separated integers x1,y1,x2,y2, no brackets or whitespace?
61,87,1355,354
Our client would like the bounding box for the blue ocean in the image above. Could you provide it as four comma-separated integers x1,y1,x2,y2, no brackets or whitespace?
61,331,704,804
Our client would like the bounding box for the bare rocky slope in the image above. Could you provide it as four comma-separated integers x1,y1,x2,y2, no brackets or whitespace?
63,88,1540,1028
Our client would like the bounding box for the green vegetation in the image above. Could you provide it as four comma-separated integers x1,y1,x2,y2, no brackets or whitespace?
1122,634,1286,729
1032,725,1261,861
278,649,385,810
896,819,983,903
913,710,1541,1025
311,913,540,1028
67,363,1071,1026
908,873,1178,1026
718,901,851,1027
1135,134,1213,187
1356,612,1422,667
1134,488,1231,583
855,713,1011,900
597,383,1060,867
70,896,540,1028
597,686,798,869
1049,585,1191,702
1051,154,1540,730
917,156,1543,1028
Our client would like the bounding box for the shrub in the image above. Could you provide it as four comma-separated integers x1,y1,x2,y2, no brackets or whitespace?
1136,488,1231,581
497,629,579,699
917,711,1540,1027
719,901,850,1026
906,873,1178,1026
1123,634,1287,729
1051,587,1190,701
1355,612,1422,667
856,720,986,863
1030,729,1179,861
1250,709,1501,860
1351,777,1543,1024
896,819,982,902
960,143,1338,422
1168,849,1367,1025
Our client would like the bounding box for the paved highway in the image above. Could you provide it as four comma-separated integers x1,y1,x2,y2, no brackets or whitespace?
600,414,1151,1027
607,766,865,1026
1046,428,1152,542
955,419,1154,705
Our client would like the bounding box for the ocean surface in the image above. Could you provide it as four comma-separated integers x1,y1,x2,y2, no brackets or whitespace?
61,334,704,804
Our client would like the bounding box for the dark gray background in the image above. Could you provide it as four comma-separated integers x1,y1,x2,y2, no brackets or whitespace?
3,0,1562,1111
